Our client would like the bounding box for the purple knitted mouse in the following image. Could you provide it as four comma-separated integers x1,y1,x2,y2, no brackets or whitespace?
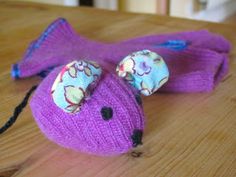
6,18,231,156
31,49,169,156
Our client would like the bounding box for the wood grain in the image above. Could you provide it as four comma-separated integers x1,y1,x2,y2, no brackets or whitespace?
0,1,236,177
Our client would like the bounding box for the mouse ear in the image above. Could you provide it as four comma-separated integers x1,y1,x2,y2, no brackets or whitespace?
116,50,169,96
51,60,102,113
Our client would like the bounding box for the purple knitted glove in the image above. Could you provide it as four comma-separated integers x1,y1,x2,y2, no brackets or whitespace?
12,18,231,92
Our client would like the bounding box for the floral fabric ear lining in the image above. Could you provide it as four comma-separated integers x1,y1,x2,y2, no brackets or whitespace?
51,50,168,114
116,50,169,96
51,60,102,113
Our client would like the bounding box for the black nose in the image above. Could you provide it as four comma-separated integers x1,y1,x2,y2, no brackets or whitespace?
131,129,143,147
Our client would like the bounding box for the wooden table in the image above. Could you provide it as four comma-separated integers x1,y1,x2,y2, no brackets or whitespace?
0,1,236,177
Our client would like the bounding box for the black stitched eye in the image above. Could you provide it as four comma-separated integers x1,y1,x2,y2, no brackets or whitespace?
101,107,113,121
135,94,142,106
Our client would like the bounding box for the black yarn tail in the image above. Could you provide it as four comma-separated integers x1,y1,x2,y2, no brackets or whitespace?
0,85,38,134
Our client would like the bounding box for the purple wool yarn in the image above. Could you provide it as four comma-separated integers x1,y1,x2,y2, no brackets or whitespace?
12,18,231,92
11,18,232,156
30,67,144,156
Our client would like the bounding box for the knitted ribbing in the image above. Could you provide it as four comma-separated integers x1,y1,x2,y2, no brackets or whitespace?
13,18,231,93
16,18,232,156
30,67,144,156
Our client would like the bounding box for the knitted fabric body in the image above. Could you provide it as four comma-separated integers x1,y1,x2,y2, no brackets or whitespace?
12,18,231,92
30,66,144,156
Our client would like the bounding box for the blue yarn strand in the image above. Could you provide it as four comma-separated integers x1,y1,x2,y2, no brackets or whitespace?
25,18,66,59
154,40,189,51
11,64,20,79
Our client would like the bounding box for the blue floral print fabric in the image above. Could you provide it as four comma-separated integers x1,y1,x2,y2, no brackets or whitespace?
116,50,169,96
51,60,102,113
